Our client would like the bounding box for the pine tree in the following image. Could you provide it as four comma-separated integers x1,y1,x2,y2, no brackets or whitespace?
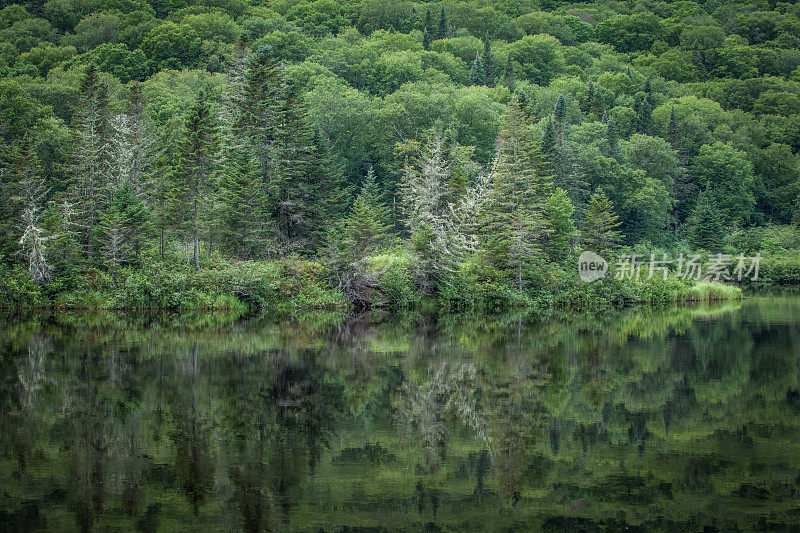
168,92,219,270
687,192,724,251
424,8,434,36
343,172,391,260
482,35,494,86
542,187,577,262
634,93,653,135
422,29,431,50
14,139,53,282
581,192,622,256
469,55,487,86
69,64,112,261
480,97,553,276
437,6,448,39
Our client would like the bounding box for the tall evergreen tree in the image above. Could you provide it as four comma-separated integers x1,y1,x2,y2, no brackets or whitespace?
437,6,448,39
482,35,494,86
424,8,434,36
542,187,577,262
422,29,431,51
634,93,653,135
480,97,553,276
168,92,219,270
69,64,112,261
581,192,622,256
687,192,724,251
469,55,488,86
14,138,53,282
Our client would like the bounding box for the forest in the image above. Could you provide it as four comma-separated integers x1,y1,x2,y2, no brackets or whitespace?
1,0,800,312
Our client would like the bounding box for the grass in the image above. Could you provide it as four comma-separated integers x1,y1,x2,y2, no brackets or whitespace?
680,281,743,302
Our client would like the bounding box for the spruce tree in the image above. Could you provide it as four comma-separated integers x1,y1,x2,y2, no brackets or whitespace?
480,97,553,276
582,192,622,256
422,29,431,51
437,6,448,39
424,9,434,36
634,93,653,135
542,187,577,262
14,139,53,282
168,92,219,270
69,64,112,261
469,55,487,86
687,192,724,251
270,80,321,254
541,116,556,158
343,170,391,260
482,35,494,86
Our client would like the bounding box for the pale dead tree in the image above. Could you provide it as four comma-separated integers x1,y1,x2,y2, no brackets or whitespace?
18,204,54,282
400,132,450,232
108,110,156,197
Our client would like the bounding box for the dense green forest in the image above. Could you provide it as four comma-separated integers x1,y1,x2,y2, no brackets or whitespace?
1,0,799,311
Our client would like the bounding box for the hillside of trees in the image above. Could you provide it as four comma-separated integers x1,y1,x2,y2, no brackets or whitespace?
1,0,799,311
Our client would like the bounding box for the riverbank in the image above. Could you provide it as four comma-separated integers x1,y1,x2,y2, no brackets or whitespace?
1,250,754,314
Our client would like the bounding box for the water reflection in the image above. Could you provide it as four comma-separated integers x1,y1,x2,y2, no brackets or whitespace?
1,299,799,530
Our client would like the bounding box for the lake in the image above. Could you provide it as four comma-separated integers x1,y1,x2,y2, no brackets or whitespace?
1,298,799,531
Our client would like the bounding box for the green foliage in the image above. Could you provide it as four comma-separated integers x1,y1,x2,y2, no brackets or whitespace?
1,0,799,309
582,192,622,256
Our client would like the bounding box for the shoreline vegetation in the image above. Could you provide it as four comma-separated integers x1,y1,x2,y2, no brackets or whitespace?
8,248,791,314
2,0,800,313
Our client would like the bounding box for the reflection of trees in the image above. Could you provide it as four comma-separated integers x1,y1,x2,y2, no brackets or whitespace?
396,361,486,471
0,299,799,530
217,350,344,531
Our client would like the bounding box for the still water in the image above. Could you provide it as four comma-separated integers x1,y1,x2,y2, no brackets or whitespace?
1,298,799,531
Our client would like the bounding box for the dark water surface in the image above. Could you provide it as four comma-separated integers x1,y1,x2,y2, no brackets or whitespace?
1,298,799,531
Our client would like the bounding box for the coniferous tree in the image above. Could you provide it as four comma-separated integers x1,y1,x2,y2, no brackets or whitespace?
168,92,219,270
541,117,556,158
469,55,487,86
482,35,494,86
343,170,391,260
634,93,653,135
270,80,321,254
422,29,431,51
582,192,622,256
69,64,112,261
480,97,553,277
107,85,155,262
15,139,53,282
424,9,434,37
401,130,478,292
437,6,448,39
18,200,53,282
503,54,516,90
687,192,724,251
542,187,577,262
